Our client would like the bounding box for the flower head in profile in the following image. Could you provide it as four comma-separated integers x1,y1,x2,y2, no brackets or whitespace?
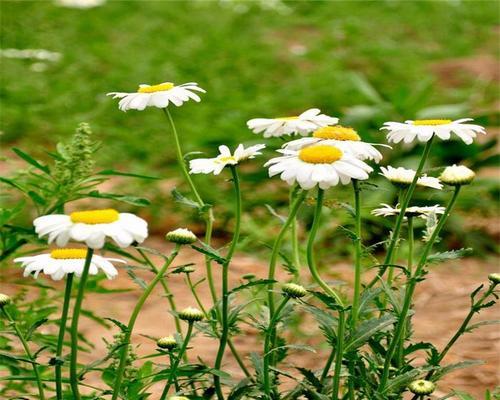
34,209,148,249
14,249,124,280
265,145,372,190
372,204,445,219
107,82,205,111
178,307,204,322
165,228,197,245
189,144,265,175
247,108,338,138
380,166,442,189
381,118,485,145
283,125,388,163
440,164,475,186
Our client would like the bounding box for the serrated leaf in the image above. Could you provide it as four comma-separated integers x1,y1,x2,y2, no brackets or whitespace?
126,268,148,289
171,187,199,209
191,243,226,265
433,360,484,381
87,190,150,207
344,314,396,352
228,279,276,295
465,319,500,333
382,368,427,394
104,317,129,332
427,248,473,264
26,317,49,341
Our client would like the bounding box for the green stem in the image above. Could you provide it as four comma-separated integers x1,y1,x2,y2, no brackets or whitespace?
138,248,182,335
351,180,362,328
111,245,181,400
55,273,74,400
368,136,435,288
289,185,302,278
162,108,218,307
2,307,45,400
213,166,242,400
320,348,335,385
267,190,307,355
379,186,461,389
160,322,194,399
187,273,209,319
69,248,93,400
263,297,290,397
168,352,180,392
306,188,345,399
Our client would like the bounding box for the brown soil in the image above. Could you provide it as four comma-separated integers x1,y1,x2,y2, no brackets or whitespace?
1,237,499,399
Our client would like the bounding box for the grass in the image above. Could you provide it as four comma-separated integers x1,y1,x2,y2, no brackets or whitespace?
1,0,499,252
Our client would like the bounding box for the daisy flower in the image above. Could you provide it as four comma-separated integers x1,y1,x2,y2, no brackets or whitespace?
380,166,442,189
107,82,205,111
283,125,388,163
34,209,148,249
247,108,338,138
372,204,445,219
265,145,373,190
381,118,485,145
440,164,475,186
189,144,265,175
14,249,124,280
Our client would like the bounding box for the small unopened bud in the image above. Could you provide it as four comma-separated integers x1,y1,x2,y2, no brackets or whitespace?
178,307,204,322
0,293,11,308
282,283,307,298
165,228,197,245
182,266,196,274
408,379,436,395
488,273,500,285
440,165,475,186
157,336,177,350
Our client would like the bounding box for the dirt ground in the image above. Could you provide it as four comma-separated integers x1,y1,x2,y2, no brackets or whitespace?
1,236,499,399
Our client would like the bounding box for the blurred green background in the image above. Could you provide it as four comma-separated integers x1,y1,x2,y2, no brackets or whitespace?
1,0,499,255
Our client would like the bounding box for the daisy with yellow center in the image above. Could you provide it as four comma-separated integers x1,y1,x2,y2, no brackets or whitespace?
189,144,265,175
283,125,388,163
107,82,205,111
265,145,373,190
381,118,485,144
372,203,445,220
14,249,125,280
33,209,148,249
247,108,338,138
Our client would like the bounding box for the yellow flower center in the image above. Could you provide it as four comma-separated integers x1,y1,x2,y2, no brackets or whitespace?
137,82,174,93
298,145,343,164
216,156,237,164
51,248,88,259
412,119,452,126
276,116,299,121
313,126,361,141
70,209,119,224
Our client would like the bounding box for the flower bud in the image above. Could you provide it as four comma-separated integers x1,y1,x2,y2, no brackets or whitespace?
157,336,177,350
408,379,436,395
178,307,204,322
181,266,196,274
165,228,197,245
488,273,500,285
440,165,475,186
0,293,11,308
282,283,307,298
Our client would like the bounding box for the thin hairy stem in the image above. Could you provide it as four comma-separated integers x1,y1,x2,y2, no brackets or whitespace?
55,273,73,400
368,136,435,288
379,186,461,389
111,245,181,400
263,297,290,397
160,322,194,399
69,248,93,400
350,179,362,328
214,166,242,400
2,307,45,400
289,185,302,278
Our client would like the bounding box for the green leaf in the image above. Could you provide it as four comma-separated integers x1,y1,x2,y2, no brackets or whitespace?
26,318,49,341
427,248,473,264
126,268,147,290
383,368,428,394
104,317,128,333
433,360,484,381
344,314,396,352
465,319,500,333
87,190,150,207
191,243,226,265
451,390,476,400
12,147,50,174
96,169,160,180
171,187,199,209
27,190,47,206
228,279,276,295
